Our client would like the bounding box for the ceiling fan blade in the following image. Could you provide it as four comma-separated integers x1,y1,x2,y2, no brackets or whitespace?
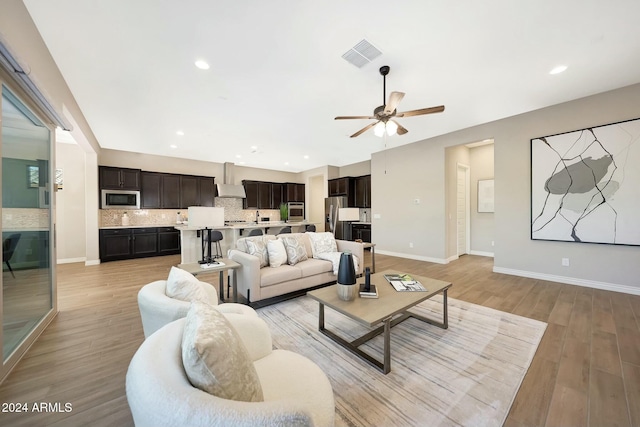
350,122,377,138
390,119,408,135
384,91,405,115
335,115,376,120
396,105,445,118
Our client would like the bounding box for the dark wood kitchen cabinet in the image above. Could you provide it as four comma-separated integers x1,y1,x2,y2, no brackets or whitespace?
140,172,180,208
351,223,371,243
100,226,180,262
285,183,305,202
180,175,215,208
243,181,259,209
99,166,141,190
328,177,351,197
157,227,181,254
354,175,371,208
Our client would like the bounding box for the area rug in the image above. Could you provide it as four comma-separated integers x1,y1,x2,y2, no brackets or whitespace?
258,295,547,427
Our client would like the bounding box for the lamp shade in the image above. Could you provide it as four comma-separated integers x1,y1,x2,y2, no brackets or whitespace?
338,207,360,221
337,252,356,285
386,120,398,136
374,121,386,137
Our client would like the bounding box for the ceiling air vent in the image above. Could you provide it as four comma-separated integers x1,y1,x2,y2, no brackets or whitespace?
342,39,382,68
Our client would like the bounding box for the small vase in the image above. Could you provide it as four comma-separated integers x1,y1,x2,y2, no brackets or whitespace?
336,252,356,301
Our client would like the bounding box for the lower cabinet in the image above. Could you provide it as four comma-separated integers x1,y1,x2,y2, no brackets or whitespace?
100,227,180,262
351,223,372,243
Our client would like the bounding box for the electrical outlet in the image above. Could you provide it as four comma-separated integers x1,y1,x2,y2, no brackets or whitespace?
562,258,570,267
414,198,420,205
409,242,414,248
373,213,381,219
161,214,166,219
491,241,494,246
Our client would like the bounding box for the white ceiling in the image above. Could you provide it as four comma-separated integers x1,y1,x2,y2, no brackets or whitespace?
23,0,640,172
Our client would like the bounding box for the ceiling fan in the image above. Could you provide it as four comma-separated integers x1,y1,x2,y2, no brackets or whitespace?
335,65,445,138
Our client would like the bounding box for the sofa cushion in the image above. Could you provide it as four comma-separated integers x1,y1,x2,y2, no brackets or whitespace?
307,232,338,257
295,258,334,277
182,301,264,402
236,235,276,254
280,235,308,266
260,264,302,287
266,239,287,268
245,238,269,268
165,266,208,303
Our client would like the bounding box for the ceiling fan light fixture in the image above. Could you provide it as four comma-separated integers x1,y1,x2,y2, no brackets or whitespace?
386,120,398,136
374,121,386,137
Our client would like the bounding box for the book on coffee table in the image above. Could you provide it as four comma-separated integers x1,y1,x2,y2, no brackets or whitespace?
383,274,427,291
359,283,378,298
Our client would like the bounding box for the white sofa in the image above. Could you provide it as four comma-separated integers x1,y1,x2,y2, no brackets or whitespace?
126,314,335,427
229,232,363,304
138,280,256,338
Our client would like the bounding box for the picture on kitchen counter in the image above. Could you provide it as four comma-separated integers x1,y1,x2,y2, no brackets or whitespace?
531,117,640,246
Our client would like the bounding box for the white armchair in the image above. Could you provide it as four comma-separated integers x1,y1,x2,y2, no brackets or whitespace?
126,314,335,427
137,280,256,338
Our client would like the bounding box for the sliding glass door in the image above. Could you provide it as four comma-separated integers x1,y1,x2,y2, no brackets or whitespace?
1,84,55,365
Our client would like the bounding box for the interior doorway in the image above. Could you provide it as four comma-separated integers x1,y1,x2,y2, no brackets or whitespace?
456,163,470,256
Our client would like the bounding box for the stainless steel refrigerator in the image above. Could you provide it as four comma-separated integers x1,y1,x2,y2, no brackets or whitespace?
325,196,349,240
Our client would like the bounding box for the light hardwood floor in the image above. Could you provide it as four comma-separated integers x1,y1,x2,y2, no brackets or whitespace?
0,252,639,426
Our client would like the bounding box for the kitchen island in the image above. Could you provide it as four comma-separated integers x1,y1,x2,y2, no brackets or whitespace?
175,221,310,264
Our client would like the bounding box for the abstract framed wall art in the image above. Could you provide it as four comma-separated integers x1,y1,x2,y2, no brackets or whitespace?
531,117,640,246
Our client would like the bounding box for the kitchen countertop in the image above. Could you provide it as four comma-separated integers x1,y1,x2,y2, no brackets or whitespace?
101,221,310,230
352,222,372,225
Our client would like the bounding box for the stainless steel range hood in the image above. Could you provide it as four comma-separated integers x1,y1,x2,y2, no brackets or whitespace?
216,162,246,198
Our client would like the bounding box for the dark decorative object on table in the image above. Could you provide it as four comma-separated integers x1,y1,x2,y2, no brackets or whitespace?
359,267,378,298
336,252,356,301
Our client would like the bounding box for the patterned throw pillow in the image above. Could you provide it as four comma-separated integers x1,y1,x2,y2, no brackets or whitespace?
266,239,288,268
307,232,338,258
165,266,209,303
245,238,268,268
182,301,264,402
280,235,308,265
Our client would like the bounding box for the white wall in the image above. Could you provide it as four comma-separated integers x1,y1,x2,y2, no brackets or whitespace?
371,83,640,294
55,142,86,263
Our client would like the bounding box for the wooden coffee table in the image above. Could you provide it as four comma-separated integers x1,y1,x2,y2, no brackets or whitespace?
307,270,452,374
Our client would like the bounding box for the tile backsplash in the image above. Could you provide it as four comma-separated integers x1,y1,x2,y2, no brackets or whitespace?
99,197,281,227
3,208,50,230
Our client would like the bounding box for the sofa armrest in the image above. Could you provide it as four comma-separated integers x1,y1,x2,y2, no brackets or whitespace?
228,249,261,302
336,240,364,274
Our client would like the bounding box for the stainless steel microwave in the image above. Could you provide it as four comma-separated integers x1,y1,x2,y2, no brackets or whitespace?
101,189,140,209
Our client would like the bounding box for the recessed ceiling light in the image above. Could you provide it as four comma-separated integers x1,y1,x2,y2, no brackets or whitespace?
195,60,210,70
170,144,177,149
303,155,309,159
284,162,289,166
549,65,568,75
238,161,246,165
235,154,242,159
176,130,184,136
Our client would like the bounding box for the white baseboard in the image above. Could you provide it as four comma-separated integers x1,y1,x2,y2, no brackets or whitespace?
57,257,86,265
469,250,495,257
85,259,101,266
493,266,640,296
375,249,448,264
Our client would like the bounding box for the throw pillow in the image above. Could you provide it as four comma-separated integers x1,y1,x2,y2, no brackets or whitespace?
182,301,264,402
280,235,308,265
307,232,338,258
166,266,209,303
266,239,288,268
245,238,268,268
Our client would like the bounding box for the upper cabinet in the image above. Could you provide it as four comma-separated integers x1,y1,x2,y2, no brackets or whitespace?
328,177,350,197
353,175,371,208
99,166,141,190
329,175,371,208
243,180,305,209
285,183,305,202
140,171,215,209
